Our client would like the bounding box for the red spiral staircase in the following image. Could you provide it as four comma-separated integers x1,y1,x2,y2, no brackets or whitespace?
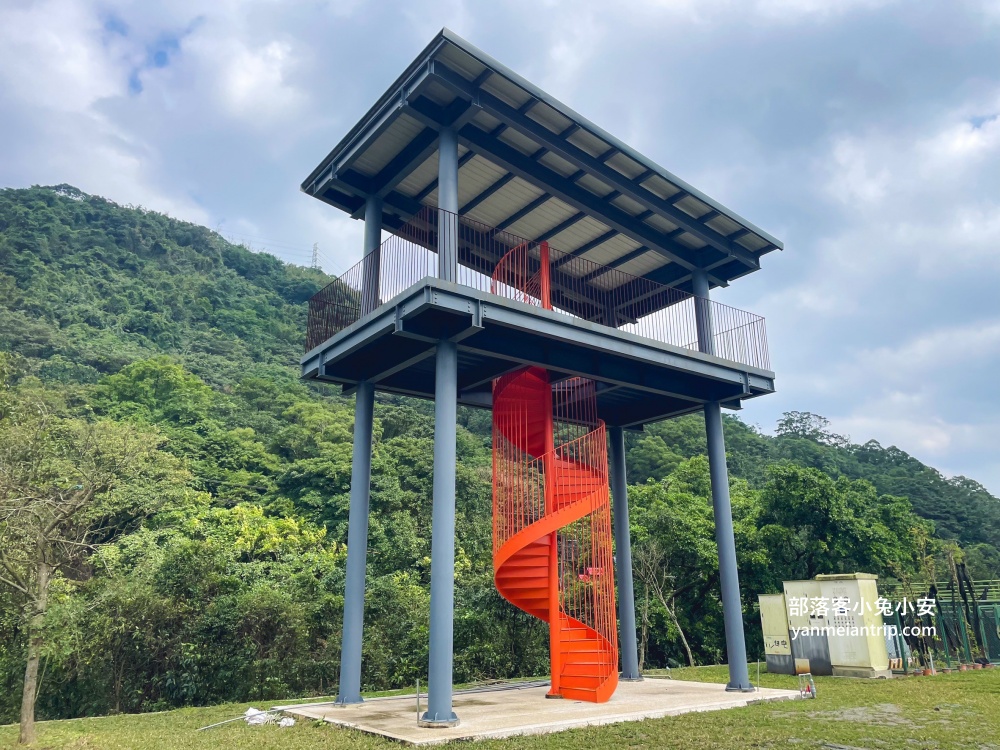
490,243,619,702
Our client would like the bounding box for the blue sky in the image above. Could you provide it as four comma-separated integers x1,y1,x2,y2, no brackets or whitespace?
2,0,999,494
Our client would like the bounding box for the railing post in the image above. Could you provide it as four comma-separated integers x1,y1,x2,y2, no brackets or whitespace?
437,128,459,283
361,195,382,315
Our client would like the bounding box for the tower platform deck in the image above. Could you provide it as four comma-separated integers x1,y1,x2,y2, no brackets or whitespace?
301,276,774,428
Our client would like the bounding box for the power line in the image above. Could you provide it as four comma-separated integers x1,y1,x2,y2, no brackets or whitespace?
222,231,346,275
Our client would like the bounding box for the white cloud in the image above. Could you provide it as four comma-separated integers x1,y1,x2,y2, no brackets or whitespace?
0,0,121,111
752,0,895,22
2,0,1000,495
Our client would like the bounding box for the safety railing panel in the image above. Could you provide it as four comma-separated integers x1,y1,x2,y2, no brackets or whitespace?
306,207,770,371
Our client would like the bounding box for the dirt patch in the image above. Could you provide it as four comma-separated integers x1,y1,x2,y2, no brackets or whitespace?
774,703,919,728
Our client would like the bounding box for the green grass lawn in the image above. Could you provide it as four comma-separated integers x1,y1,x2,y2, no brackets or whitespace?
3,666,999,749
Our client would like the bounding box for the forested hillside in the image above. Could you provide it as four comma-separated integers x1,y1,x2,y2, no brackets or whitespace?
1,185,997,724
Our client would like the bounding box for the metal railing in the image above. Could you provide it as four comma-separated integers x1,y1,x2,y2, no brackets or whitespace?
306,207,770,370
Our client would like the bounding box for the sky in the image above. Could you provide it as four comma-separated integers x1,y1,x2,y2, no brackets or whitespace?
2,0,999,493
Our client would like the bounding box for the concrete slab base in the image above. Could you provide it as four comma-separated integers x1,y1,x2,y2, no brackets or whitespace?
279,678,800,746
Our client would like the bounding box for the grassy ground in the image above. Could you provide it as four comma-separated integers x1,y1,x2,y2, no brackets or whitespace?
2,666,998,749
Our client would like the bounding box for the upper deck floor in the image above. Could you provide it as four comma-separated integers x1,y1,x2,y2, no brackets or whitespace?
301,208,774,428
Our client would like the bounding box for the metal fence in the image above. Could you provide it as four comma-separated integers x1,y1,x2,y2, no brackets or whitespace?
886,590,1000,672
306,207,770,371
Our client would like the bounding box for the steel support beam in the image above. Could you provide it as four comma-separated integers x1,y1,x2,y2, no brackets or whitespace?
336,380,375,704
429,62,760,269
438,127,459,282
455,125,699,272
704,400,752,691
692,268,715,356
695,280,751,692
610,426,641,681
421,340,461,726
361,195,383,314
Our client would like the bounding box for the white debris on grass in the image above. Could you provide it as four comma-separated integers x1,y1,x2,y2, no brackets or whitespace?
245,707,274,725
243,708,295,727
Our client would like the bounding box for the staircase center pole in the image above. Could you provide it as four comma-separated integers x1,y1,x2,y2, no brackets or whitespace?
543,376,561,697
609,425,642,681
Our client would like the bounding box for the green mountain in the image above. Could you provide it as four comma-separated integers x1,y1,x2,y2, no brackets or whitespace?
0,185,997,722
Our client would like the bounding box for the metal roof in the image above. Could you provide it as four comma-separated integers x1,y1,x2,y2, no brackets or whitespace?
302,29,783,294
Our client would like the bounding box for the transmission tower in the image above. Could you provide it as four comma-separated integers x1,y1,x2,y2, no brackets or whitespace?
311,242,320,270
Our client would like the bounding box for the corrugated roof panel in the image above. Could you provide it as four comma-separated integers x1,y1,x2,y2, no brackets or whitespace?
610,194,646,217
643,213,680,234
505,197,576,238
422,79,459,106
352,113,425,176
675,195,712,219
537,151,579,179
498,128,541,157
580,233,640,266
465,177,544,227
583,270,618,290
566,128,610,159
482,74,532,110
738,233,770,251
457,156,507,206
526,101,573,135
471,110,502,132
606,152,646,180
576,173,613,198
675,232,707,249
614,251,669,278
437,43,487,81
707,214,742,237
396,152,439,196
547,215,609,252
642,175,682,201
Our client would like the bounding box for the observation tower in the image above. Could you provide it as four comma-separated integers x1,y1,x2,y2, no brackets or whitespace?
301,29,781,726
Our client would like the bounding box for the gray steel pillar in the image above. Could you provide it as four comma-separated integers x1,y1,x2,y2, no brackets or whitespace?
437,127,459,282
336,379,374,704
693,268,752,691
691,268,715,355
704,402,752,691
609,426,642,681
421,339,460,726
361,195,382,314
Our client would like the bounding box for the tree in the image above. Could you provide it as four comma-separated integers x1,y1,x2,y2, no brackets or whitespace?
633,539,695,666
0,386,183,744
775,411,849,448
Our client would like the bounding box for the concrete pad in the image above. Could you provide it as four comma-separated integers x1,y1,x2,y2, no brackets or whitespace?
279,678,800,745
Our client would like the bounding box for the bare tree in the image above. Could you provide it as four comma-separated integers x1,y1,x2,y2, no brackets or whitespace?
0,401,177,744
633,539,696,667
